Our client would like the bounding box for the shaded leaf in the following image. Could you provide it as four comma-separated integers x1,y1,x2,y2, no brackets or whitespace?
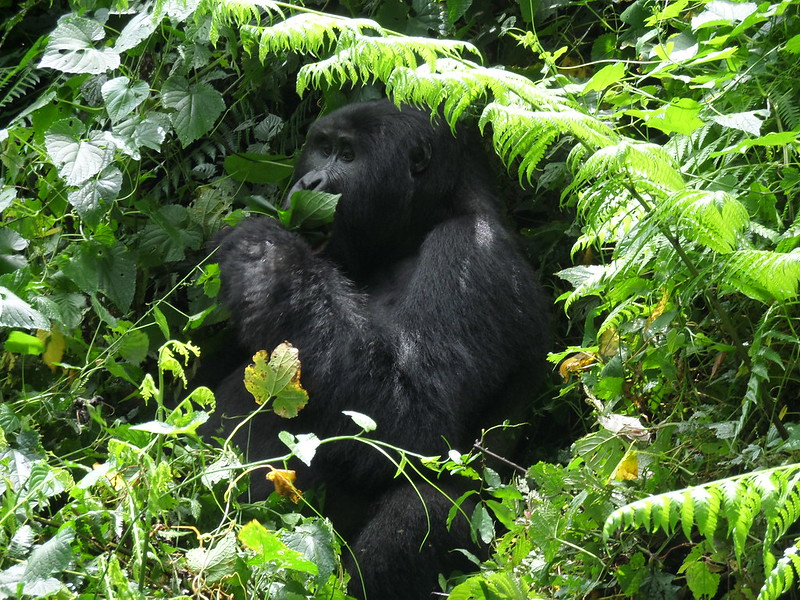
161,75,225,147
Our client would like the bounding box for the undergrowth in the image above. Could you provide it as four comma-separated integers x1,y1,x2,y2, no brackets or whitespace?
1,0,799,598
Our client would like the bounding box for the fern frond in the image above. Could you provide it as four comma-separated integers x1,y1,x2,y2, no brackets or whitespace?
763,470,800,570
256,13,384,61
656,189,750,253
388,59,578,130
479,102,615,184
297,34,477,96
569,141,685,205
202,0,283,45
597,297,645,336
0,66,41,110
570,183,645,250
604,464,800,583
387,60,489,125
555,264,608,312
758,544,800,600
773,90,800,130
721,249,800,302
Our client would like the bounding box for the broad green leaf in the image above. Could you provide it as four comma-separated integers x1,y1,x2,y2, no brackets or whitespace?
684,560,721,600
0,186,15,212
691,0,758,29
284,189,340,229
102,77,150,122
185,531,238,584
583,62,625,93
653,32,698,63
24,526,74,582
446,0,473,24
786,34,800,54
0,287,49,329
282,521,336,581
3,331,44,355
161,75,225,147
61,242,136,311
130,413,209,435
0,229,27,274
224,152,294,184
67,167,122,225
712,110,766,136
714,131,800,156
201,452,241,488
626,98,703,135
39,16,120,74
115,11,160,52
139,205,203,263
112,112,171,158
292,432,320,466
471,502,495,544
244,343,309,417
239,520,318,575
343,410,377,432
45,119,115,186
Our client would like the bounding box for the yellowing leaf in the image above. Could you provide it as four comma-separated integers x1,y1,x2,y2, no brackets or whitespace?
646,291,669,330
598,329,619,358
612,450,639,481
38,329,66,371
243,343,309,417
266,467,302,503
558,351,598,382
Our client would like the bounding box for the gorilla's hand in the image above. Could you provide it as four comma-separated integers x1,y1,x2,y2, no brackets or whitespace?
215,216,315,351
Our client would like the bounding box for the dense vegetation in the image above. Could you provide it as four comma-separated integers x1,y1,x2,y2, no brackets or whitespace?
1,0,799,598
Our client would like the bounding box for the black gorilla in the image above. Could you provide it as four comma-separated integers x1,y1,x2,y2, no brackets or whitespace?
210,99,549,599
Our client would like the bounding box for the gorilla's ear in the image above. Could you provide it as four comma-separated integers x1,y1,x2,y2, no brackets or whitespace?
409,141,431,174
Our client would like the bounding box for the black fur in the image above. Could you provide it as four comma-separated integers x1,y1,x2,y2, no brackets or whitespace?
209,99,550,599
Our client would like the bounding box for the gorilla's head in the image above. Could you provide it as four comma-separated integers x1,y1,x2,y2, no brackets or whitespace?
286,100,480,275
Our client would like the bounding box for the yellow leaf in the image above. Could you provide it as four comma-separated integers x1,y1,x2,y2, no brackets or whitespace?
38,329,66,371
558,351,598,382
266,467,302,503
598,329,619,358
646,290,670,329
612,450,638,481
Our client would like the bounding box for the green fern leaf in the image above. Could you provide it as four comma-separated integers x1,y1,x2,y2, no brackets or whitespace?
256,13,384,61
758,545,800,600
657,189,750,253
387,59,489,127
597,298,644,336
203,0,284,45
681,489,695,540
693,486,721,540
297,34,476,97
481,102,615,183
722,249,800,302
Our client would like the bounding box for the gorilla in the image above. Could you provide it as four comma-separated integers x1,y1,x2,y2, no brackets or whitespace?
210,99,550,599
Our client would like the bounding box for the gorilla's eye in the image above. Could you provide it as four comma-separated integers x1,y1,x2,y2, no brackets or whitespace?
319,142,333,157
340,146,355,162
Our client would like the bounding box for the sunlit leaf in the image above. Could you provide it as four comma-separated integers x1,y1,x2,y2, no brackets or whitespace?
0,287,49,329
102,77,150,122
39,16,120,74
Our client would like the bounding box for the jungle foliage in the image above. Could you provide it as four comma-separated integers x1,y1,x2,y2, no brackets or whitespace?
0,0,799,598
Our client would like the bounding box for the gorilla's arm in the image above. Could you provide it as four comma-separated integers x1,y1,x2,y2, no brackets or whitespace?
215,215,544,486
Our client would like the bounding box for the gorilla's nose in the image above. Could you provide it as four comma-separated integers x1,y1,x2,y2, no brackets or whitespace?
284,170,330,208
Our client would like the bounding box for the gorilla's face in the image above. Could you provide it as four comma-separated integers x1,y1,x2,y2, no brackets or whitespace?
287,126,360,200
